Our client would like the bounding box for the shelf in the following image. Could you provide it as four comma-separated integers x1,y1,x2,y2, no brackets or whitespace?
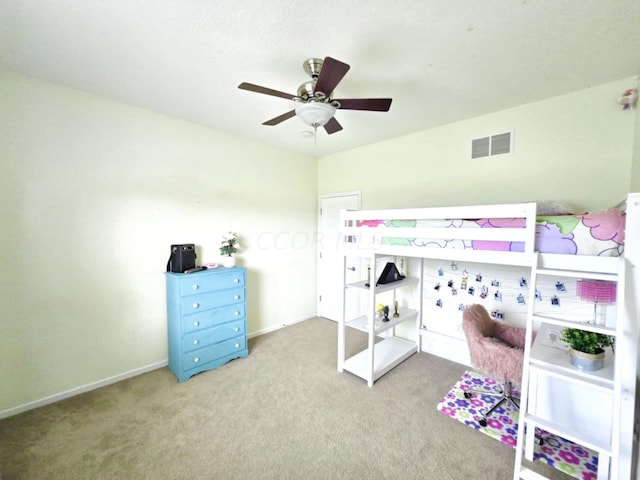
346,276,418,293
346,308,418,335
342,337,417,383
530,324,615,390
523,414,613,455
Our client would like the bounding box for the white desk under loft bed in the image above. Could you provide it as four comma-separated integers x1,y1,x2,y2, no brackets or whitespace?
337,193,639,480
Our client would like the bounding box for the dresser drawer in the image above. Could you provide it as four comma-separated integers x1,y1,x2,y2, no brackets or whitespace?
181,286,244,314
182,319,245,352
182,335,247,371
179,270,245,296
182,303,245,333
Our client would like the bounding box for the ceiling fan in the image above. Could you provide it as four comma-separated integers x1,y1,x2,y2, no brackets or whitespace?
238,56,392,135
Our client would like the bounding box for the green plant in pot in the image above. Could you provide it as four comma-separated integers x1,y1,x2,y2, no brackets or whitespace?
560,327,614,371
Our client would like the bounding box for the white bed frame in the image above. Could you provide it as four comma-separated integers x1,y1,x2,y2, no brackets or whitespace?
338,193,639,480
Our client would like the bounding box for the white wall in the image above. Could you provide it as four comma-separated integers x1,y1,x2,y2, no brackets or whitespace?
319,77,636,210
0,71,318,414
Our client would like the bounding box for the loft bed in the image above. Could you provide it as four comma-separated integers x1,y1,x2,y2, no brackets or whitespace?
337,193,639,480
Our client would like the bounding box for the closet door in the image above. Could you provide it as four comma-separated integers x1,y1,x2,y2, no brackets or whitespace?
317,192,361,320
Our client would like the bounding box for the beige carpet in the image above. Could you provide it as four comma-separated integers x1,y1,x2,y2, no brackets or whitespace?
0,317,570,480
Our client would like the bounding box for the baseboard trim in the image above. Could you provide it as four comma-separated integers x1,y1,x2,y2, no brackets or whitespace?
1,315,318,419
0,360,168,420
247,314,316,339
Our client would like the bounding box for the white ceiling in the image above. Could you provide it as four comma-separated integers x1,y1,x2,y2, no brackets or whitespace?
2,0,640,158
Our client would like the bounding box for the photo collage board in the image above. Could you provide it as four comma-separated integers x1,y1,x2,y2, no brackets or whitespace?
419,258,604,341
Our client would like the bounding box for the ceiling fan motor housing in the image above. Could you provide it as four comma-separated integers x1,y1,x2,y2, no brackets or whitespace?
302,58,323,79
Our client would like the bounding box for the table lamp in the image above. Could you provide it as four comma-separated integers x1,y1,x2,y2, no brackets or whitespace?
576,279,617,325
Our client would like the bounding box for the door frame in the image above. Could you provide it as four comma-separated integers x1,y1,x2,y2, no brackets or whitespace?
317,190,362,319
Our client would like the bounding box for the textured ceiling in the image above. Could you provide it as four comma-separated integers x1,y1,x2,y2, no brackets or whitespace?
2,0,640,158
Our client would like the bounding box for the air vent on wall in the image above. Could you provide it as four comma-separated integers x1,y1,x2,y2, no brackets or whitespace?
471,131,513,159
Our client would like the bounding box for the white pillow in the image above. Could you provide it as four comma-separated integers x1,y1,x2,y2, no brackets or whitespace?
536,201,575,216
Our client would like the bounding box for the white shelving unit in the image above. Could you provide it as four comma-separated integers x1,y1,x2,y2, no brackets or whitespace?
514,254,626,480
337,254,423,387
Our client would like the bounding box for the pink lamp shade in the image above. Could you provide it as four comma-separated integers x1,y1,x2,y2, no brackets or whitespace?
577,279,617,303
577,279,616,324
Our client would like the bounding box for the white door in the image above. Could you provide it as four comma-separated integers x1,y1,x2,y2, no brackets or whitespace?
317,192,361,321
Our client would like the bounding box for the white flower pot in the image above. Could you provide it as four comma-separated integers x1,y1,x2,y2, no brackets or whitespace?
221,256,236,268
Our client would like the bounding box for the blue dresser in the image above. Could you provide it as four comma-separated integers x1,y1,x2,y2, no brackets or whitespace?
166,267,248,382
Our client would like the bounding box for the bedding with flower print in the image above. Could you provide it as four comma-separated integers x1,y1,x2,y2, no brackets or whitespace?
357,209,625,257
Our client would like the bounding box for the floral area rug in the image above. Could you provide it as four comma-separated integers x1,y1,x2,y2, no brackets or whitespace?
436,370,599,480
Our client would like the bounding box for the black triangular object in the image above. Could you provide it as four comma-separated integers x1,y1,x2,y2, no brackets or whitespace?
377,262,405,285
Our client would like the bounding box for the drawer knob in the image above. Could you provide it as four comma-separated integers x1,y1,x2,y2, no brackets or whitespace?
234,295,240,300
234,278,239,284
194,357,200,363
234,327,240,332
234,311,240,316
235,343,240,349
193,321,199,327
193,303,199,309
192,284,199,290
193,339,199,345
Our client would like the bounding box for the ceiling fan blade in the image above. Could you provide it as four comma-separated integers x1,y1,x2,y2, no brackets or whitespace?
335,98,392,111
238,82,297,101
323,117,343,135
313,57,350,96
262,110,296,126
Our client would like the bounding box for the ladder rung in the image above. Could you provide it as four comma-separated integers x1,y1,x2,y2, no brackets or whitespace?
518,466,549,480
535,268,617,281
531,315,618,336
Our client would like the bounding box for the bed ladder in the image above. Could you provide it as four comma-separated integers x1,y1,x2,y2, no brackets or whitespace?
514,254,626,480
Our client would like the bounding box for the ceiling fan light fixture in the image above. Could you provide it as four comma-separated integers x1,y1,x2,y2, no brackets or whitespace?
295,102,336,127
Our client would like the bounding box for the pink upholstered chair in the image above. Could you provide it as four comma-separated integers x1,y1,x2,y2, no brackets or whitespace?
461,304,528,427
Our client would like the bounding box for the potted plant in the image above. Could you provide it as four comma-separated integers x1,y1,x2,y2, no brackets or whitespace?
560,327,614,371
220,232,240,267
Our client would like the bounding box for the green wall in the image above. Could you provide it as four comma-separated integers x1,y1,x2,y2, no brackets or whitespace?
2,69,638,417
319,77,637,211
630,78,640,192
0,71,318,414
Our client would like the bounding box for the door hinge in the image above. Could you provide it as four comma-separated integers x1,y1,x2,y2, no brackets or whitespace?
319,295,322,302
